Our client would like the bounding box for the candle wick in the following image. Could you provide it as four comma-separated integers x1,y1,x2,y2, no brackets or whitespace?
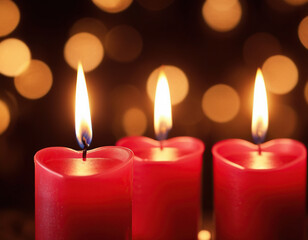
82,137,89,161
258,144,262,156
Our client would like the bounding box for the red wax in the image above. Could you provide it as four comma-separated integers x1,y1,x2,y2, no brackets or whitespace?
35,146,133,240
212,139,307,240
116,136,205,240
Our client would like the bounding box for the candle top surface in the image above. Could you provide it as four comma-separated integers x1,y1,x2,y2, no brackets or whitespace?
212,138,306,171
226,152,297,169
116,136,205,162
35,146,133,177
43,158,123,176
134,147,179,161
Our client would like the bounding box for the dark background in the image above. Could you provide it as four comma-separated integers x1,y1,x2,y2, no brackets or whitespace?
0,0,308,239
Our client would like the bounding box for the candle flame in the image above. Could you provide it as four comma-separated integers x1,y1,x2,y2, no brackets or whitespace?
252,68,268,144
75,63,92,149
154,69,172,141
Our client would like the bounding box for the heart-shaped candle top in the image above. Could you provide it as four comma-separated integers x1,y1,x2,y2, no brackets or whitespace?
35,146,133,177
212,139,306,170
117,136,204,162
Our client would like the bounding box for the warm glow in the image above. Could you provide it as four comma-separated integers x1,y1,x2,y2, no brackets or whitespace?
123,107,147,136
284,0,307,6
154,70,172,141
298,16,308,50
198,230,212,240
0,38,31,77
150,148,177,161
0,0,20,37
75,63,92,149
64,32,104,72
202,84,240,123
252,69,268,144
0,100,10,134
147,65,189,105
202,0,242,32
262,55,298,94
92,0,132,13
14,59,53,99
305,81,308,104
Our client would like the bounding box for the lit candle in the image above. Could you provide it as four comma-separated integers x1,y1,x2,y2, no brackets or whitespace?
117,68,205,240
212,69,306,240
34,63,133,240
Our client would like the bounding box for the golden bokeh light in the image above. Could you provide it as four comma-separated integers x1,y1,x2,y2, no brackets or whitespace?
262,55,298,94
298,16,308,50
0,100,10,134
14,60,53,99
137,0,174,11
0,0,20,37
105,25,143,62
269,104,297,138
243,32,281,66
147,65,189,105
304,81,308,104
92,0,132,13
123,108,147,136
64,32,104,72
284,0,307,6
0,38,31,77
69,18,107,44
202,84,240,123
198,230,212,240
202,0,242,32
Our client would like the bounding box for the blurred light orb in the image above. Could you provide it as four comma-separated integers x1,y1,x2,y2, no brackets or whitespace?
243,32,281,67
304,81,308,104
284,0,307,6
123,108,147,136
14,60,53,99
92,0,132,13
137,0,174,11
0,0,20,37
64,32,104,72
198,230,211,240
262,55,298,94
298,16,308,50
70,18,107,44
202,0,242,32
0,100,10,134
105,25,143,62
147,65,189,105
202,84,240,123
0,38,31,77
270,104,297,138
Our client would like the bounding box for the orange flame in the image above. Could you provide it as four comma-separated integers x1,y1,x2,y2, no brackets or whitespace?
154,69,172,141
75,63,92,149
252,68,268,144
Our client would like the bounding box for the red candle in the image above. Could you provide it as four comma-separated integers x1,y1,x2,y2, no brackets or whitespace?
117,69,205,240
35,63,133,240
212,69,307,240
